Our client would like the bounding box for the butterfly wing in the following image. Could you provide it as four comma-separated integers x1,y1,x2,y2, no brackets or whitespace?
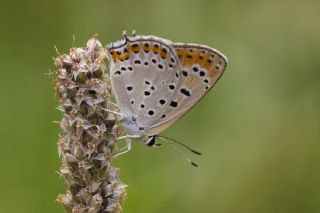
108,34,182,129
147,43,228,135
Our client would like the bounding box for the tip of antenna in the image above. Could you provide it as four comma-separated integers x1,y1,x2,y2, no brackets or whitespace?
187,159,198,167
191,161,198,167
191,149,202,156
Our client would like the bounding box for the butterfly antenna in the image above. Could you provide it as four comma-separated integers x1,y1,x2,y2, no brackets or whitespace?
157,137,198,167
158,135,202,156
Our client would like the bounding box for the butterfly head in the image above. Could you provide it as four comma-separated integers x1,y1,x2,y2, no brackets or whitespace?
120,115,143,135
117,114,160,145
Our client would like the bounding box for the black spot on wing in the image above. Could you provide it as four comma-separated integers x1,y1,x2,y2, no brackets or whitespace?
199,71,205,77
159,99,166,105
180,88,191,97
169,84,175,90
158,64,163,70
170,101,178,107
182,70,188,77
192,67,198,72
144,91,151,96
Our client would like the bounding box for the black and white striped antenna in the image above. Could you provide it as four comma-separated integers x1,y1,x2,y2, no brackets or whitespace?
156,135,201,167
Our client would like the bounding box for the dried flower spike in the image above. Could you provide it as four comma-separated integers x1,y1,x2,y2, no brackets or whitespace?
53,37,127,213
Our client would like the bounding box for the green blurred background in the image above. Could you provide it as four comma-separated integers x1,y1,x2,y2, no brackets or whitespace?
1,0,319,212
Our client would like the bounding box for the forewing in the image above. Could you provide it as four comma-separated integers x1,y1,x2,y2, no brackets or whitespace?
148,43,228,135
108,35,182,128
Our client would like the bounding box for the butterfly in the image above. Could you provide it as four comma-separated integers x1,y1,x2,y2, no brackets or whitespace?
106,32,227,166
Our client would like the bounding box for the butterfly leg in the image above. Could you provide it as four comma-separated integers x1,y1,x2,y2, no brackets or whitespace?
113,137,131,157
116,135,140,140
102,108,126,117
113,135,140,157
109,101,118,108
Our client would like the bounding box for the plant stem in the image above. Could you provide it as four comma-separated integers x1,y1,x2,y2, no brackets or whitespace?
53,37,127,213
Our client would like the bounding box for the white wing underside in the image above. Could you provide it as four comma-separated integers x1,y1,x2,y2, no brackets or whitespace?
108,34,228,136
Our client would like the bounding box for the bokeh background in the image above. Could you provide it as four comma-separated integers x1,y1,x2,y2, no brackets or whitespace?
1,0,319,212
